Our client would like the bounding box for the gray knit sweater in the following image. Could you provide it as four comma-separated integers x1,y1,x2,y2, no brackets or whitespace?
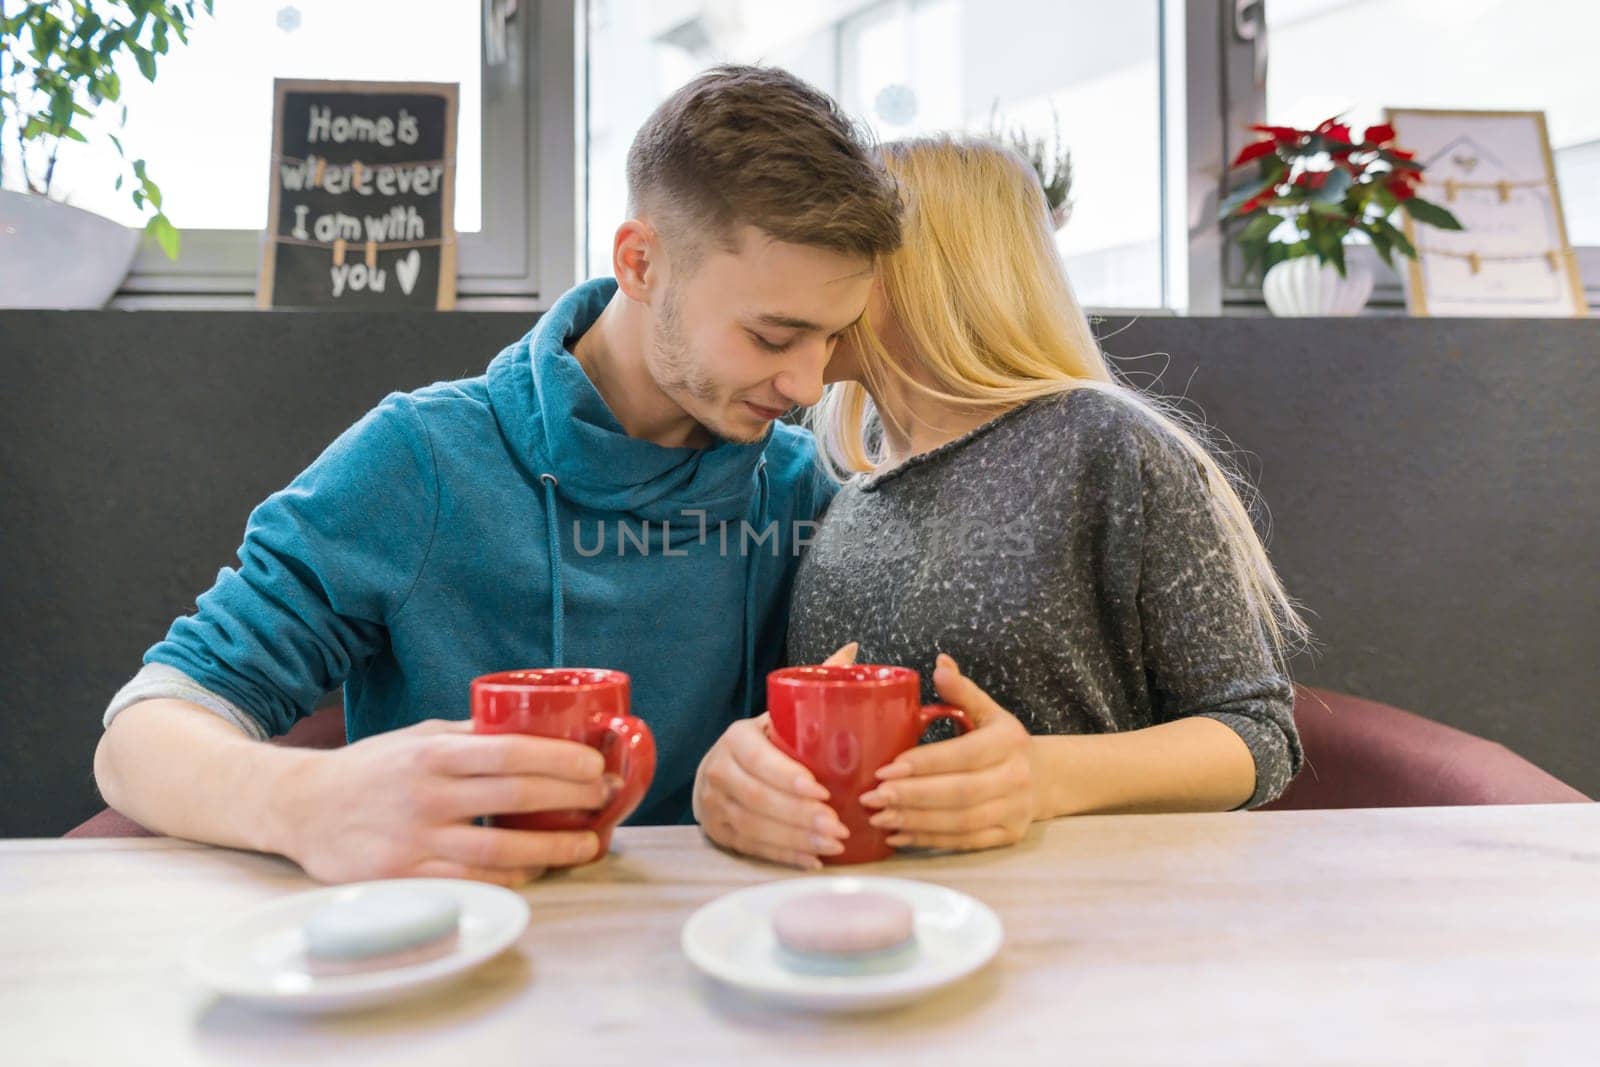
787,387,1300,808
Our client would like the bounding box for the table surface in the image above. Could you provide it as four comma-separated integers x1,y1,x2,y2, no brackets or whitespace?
3,805,1598,1066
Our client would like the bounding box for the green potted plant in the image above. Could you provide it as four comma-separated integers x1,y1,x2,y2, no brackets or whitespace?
989,106,1073,230
1,1,211,308
1221,116,1463,315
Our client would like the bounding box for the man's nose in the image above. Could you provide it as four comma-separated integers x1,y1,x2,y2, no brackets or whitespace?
774,338,830,409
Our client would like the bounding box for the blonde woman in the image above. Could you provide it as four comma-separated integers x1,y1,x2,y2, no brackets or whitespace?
692,135,1308,870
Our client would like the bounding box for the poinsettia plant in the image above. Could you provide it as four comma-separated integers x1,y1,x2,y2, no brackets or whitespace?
1221,116,1463,277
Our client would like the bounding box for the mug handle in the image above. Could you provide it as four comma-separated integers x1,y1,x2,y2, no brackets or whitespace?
585,712,657,828
916,702,975,736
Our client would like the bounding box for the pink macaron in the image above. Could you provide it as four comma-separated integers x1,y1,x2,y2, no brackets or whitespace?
772,890,916,962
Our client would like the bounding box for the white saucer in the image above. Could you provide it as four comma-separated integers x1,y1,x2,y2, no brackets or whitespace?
681,876,1002,1013
185,878,530,1013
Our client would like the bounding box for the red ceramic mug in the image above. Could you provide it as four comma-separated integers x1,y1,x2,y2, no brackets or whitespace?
767,664,974,866
470,668,656,861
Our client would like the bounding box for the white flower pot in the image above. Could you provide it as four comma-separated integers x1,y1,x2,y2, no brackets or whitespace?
0,190,143,309
1261,255,1374,317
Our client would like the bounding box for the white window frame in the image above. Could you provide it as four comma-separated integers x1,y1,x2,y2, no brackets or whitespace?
114,1,1597,315
574,0,1184,317
112,0,580,310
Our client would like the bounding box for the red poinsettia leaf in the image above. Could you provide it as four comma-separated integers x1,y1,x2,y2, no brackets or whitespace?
1322,123,1352,144
1231,139,1278,167
1363,123,1396,145
1386,175,1417,201
1249,124,1303,142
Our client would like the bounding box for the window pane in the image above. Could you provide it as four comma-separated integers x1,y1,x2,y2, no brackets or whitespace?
1267,0,1600,244
5,1,482,233
585,0,1163,308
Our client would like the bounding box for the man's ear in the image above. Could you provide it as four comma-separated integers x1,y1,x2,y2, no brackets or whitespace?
612,218,659,303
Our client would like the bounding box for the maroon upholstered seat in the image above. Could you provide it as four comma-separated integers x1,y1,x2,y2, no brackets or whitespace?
1260,686,1589,809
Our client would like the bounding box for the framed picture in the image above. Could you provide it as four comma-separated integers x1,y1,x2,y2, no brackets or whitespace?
1385,108,1586,317
258,79,458,310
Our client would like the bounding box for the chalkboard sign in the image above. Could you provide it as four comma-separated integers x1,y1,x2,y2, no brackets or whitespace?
257,79,458,309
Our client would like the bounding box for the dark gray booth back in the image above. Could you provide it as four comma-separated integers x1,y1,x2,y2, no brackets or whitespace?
2,311,1595,836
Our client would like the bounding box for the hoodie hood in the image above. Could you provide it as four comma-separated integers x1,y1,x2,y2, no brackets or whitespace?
487,276,769,523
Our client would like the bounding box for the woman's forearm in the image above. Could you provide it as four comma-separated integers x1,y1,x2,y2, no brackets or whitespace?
1029,716,1257,819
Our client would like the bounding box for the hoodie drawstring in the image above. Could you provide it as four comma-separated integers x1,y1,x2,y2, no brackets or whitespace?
741,460,770,718
540,473,566,668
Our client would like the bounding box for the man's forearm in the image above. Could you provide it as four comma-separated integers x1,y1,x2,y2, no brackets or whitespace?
92,699,318,856
1029,716,1257,819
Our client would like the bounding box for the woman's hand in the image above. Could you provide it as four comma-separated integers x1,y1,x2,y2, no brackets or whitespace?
859,653,1038,852
691,643,858,869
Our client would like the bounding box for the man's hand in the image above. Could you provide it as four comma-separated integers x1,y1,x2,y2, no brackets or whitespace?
276,718,614,886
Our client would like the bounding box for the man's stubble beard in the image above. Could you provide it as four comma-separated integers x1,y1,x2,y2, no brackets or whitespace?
650,282,765,445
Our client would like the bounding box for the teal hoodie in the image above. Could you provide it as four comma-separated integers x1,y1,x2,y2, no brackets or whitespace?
146,278,836,824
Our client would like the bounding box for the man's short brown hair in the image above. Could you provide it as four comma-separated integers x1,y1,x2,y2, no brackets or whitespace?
626,65,902,264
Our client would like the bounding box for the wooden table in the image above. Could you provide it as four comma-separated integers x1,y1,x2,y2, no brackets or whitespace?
3,805,1597,1065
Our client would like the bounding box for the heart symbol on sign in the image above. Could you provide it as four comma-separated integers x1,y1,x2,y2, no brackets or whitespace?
396,249,422,296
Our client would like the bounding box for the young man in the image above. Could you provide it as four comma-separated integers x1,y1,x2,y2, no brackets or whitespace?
92,66,901,886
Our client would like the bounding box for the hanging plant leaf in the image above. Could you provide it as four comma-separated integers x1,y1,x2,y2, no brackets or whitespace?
147,213,181,259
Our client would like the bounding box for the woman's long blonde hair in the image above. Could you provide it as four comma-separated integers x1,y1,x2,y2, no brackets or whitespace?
810,135,1309,663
